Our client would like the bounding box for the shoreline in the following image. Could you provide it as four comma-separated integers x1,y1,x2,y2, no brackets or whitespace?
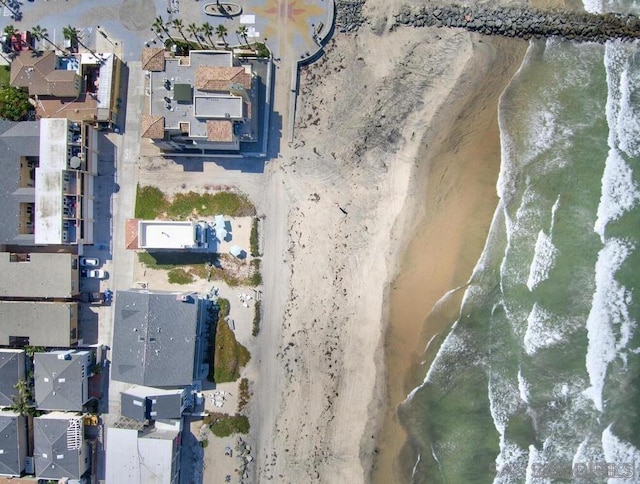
372,35,529,483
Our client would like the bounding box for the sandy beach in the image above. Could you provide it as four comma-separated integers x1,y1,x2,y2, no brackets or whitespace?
372,35,528,483
250,0,529,479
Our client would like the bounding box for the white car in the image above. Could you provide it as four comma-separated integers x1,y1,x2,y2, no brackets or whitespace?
80,257,100,267
81,269,106,279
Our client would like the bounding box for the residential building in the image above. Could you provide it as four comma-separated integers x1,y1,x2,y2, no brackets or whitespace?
111,290,203,388
0,350,26,408
141,49,257,152
0,301,78,347
0,412,27,477
11,50,122,126
136,220,210,250
33,412,89,481
120,386,190,422
106,421,182,484
0,251,79,299
0,117,98,247
34,350,93,411
0,121,40,247
35,118,98,245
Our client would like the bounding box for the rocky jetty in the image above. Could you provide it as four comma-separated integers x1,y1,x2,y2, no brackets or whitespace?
335,0,366,33
393,3,640,42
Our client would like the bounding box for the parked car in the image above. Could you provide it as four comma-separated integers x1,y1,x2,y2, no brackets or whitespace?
81,269,106,279
80,257,100,267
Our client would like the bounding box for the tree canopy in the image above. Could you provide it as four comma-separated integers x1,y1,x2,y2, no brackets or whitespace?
0,86,31,121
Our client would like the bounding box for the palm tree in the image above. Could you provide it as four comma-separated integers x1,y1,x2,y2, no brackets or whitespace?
0,1,19,20
202,22,215,48
171,19,190,45
152,15,174,44
31,25,63,52
215,24,228,48
3,24,15,38
187,23,205,49
64,24,100,58
236,25,249,47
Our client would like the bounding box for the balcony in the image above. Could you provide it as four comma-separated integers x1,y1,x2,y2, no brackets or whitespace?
63,196,78,219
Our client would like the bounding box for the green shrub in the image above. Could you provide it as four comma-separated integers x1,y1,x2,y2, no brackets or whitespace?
167,268,194,284
250,218,260,257
135,185,168,219
249,259,262,287
252,301,261,337
209,414,250,437
200,439,209,448
0,86,31,121
254,42,270,58
166,191,256,218
213,320,250,383
238,378,250,413
217,298,230,320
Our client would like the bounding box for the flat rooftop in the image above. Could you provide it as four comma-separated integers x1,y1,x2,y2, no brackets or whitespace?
138,220,196,249
0,301,77,347
194,95,243,119
0,252,77,298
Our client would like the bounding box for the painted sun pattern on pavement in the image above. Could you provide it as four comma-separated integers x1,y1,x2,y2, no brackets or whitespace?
252,0,326,53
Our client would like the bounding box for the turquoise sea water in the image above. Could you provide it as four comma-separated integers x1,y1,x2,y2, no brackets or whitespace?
402,2,640,482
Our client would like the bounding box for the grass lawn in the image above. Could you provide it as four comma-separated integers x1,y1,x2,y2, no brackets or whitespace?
167,268,194,284
135,185,256,220
135,185,168,219
167,191,256,218
0,66,10,87
212,319,250,383
209,414,250,437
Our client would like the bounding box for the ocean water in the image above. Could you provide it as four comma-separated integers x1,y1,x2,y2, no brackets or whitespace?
401,2,640,483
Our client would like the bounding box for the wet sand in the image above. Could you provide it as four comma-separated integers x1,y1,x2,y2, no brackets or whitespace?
373,36,528,483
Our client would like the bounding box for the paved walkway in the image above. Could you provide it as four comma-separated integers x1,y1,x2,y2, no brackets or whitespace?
1,0,329,62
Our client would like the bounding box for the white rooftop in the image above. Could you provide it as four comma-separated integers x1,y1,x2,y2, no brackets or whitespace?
35,119,70,245
38,118,69,170
193,95,243,119
34,171,63,244
138,220,197,249
106,426,179,484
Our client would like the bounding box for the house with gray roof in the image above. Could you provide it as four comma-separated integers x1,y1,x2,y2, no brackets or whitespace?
121,385,190,422
0,301,78,347
0,251,79,298
34,411,89,480
112,290,203,388
0,412,27,477
0,120,40,247
34,350,93,411
0,349,25,408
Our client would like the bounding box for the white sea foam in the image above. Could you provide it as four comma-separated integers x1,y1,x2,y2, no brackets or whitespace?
421,321,461,385
605,40,640,156
550,195,560,233
411,453,422,480
582,0,603,13
594,148,640,239
583,238,636,412
572,435,604,471
494,439,528,484
616,67,640,156
526,231,558,291
602,425,640,483
517,368,529,404
523,303,565,355
524,444,545,484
